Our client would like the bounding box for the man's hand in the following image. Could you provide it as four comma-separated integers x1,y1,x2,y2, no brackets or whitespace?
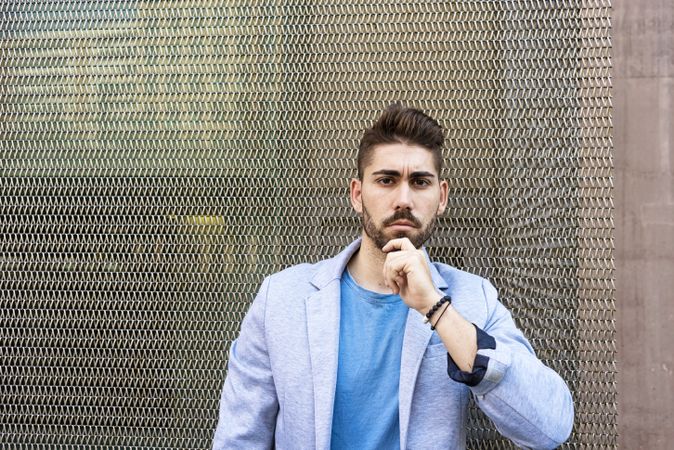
383,237,478,373
382,237,442,314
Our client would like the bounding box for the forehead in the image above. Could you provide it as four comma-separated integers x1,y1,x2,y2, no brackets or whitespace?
364,142,438,175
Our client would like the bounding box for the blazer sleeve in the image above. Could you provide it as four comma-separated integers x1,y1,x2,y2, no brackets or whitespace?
455,279,575,449
213,276,278,449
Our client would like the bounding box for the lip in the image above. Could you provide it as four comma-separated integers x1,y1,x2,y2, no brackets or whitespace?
388,221,417,229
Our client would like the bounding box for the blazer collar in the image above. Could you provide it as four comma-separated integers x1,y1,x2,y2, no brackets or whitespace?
309,238,361,290
426,248,449,291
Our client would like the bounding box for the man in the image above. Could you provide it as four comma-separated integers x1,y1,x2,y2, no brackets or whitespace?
213,104,574,449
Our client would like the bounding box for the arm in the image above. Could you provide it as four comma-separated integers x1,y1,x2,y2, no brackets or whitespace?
437,280,574,449
381,238,573,449
213,277,278,450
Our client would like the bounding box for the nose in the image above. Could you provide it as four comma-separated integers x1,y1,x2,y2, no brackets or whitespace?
394,183,412,210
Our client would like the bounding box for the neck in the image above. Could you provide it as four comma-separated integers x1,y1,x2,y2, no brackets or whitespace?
346,234,393,294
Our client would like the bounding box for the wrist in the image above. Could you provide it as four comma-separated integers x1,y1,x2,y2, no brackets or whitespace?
422,294,451,323
419,291,444,315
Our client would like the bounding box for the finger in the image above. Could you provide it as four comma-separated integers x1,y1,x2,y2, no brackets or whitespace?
383,258,404,292
384,250,407,265
394,275,406,293
382,237,416,253
384,250,417,281
389,272,404,295
382,263,397,292
383,251,414,291
386,246,428,274
383,251,406,275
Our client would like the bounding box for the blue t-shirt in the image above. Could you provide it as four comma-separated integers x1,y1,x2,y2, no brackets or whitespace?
330,269,409,450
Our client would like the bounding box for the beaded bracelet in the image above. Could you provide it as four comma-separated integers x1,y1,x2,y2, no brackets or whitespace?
431,302,451,331
423,295,452,324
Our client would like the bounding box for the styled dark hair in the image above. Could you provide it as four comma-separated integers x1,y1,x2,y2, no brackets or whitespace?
357,103,445,178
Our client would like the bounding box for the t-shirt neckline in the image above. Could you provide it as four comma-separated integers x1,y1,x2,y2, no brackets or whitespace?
342,269,402,304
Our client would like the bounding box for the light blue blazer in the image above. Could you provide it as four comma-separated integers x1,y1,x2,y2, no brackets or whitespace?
213,239,574,449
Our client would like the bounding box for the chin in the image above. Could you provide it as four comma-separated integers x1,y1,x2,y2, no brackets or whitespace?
392,231,411,239
391,230,423,246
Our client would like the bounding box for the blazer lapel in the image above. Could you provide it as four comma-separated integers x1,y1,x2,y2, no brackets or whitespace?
399,309,433,450
399,256,449,450
306,282,341,450
305,239,362,450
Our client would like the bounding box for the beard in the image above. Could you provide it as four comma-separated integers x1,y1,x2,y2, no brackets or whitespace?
361,205,437,250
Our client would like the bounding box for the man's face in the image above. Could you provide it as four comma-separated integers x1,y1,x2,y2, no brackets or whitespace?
350,142,448,250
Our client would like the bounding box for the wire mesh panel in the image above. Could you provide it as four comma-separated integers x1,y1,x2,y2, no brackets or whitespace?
1,0,614,448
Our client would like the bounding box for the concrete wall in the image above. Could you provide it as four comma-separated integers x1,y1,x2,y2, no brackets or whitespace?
614,0,674,447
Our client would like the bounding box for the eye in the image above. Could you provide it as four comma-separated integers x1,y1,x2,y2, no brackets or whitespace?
377,177,394,185
412,178,431,187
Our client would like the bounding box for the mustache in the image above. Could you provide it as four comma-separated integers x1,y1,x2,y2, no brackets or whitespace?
382,210,422,228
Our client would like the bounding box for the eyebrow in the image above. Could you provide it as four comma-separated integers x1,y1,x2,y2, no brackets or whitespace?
371,169,437,179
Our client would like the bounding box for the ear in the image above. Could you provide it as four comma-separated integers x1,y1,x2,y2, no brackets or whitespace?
436,179,449,215
350,178,363,214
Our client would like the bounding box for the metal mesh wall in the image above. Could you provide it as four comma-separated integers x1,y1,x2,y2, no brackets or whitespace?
1,0,614,448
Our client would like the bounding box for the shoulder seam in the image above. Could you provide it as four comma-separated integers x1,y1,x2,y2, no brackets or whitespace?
481,279,493,322
260,276,273,357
